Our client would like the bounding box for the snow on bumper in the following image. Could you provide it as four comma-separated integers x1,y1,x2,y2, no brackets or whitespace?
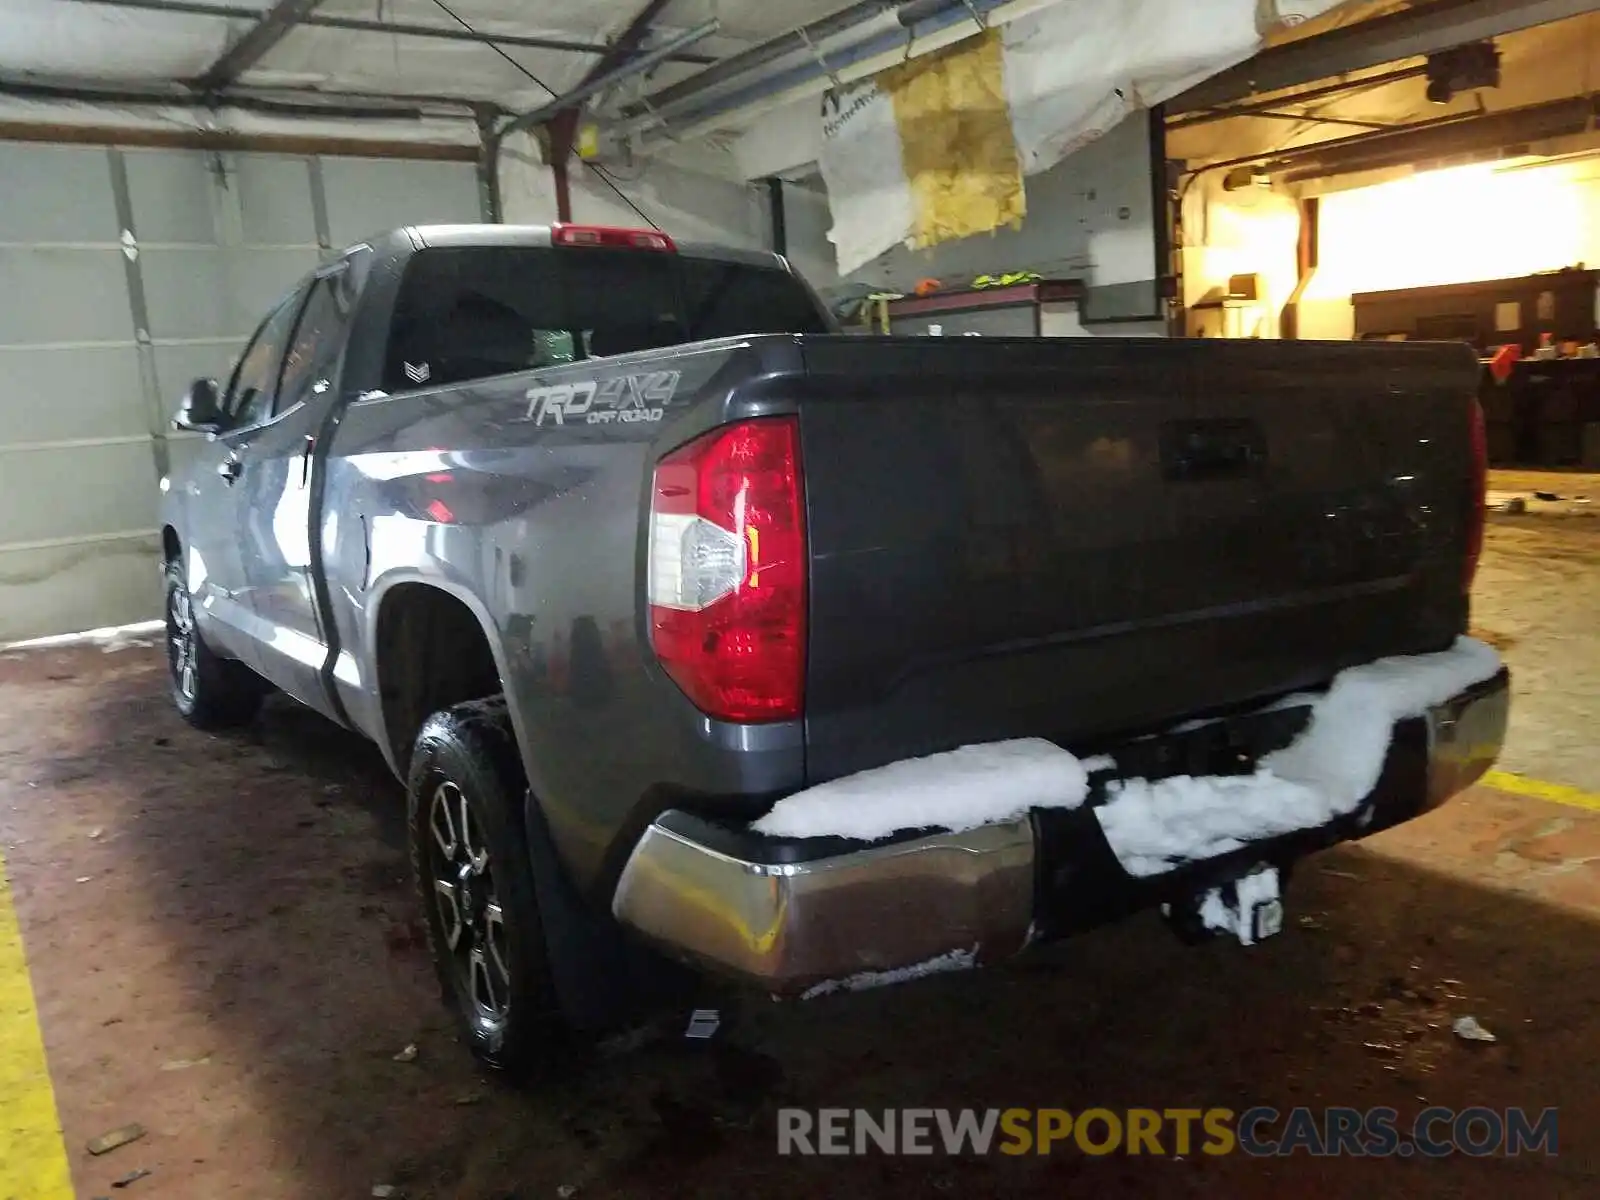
611,644,1508,996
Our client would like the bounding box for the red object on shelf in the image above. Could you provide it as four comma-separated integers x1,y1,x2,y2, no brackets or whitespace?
1487,342,1520,383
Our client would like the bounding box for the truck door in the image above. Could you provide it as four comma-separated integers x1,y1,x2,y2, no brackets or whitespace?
237,261,361,721
186,286,308,669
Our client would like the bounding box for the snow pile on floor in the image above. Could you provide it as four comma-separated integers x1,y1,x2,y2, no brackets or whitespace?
751,739,1088,841
1,619,165,655
749,637,1503,875
1097,636,1504,876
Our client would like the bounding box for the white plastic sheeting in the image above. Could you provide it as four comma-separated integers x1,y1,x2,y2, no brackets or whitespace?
816,80,916,283
818,0,1349,275
1003,0,1261,176
0,0,856,107
0,0,231,80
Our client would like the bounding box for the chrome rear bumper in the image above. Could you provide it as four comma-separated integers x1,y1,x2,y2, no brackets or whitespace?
611,670,1509,996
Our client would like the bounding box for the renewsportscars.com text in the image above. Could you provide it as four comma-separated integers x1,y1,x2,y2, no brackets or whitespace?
776,1106,1558,1158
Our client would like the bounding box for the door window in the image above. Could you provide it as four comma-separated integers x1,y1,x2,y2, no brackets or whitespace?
225,289,305,429
277,269,359,413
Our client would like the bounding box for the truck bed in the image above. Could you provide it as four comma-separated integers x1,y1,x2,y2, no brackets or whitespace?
796,336,1479,782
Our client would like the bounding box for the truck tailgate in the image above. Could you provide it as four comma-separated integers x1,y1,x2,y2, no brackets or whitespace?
797,336,1480,783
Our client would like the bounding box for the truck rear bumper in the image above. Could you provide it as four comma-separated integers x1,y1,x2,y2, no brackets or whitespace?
611,670,1509,996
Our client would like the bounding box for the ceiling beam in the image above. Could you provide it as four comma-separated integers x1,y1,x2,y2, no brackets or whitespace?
500,20,718,138
1170,0,1600,114
583,0,681,85
0,70,498,121
1168,64,1429,130
510,0,680,223
506,0,687,133
0,119,476,160
66,0,717,63
191,0,327,93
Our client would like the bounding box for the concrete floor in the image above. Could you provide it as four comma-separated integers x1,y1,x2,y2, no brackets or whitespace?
1,482,1598,1199
1474,471,1600,792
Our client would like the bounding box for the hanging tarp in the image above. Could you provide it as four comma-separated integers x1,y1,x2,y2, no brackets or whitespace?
819,0,1351,275
818,76,917,278
819,32,1024,275
1003,0,1262,176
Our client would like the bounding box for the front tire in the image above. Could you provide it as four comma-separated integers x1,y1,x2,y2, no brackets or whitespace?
164,558,264,730
407,697,567,1076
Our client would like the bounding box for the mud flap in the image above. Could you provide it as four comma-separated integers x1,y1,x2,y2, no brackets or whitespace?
521,790,697,1032
1163,864,1284,947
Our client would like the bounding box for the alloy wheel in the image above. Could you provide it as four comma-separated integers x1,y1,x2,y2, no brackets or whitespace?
167,585,198,701
427,780,512,1031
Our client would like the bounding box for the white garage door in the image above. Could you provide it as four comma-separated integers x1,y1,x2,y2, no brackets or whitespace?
0,143,482,642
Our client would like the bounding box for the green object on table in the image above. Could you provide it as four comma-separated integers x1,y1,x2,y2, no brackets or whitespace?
971,271,1042,289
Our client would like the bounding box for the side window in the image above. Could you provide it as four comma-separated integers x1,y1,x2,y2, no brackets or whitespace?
225,290,305,429
384,251,540,392
381,246,679,392
277,270,358,413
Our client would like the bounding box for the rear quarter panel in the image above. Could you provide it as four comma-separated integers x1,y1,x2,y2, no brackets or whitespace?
321,337,808,896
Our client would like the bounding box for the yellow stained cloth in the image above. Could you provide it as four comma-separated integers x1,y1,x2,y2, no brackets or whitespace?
880,30,1025,251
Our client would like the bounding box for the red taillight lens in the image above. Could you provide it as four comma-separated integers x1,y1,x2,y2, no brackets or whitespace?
648,418,806,722
1464,396,1487,594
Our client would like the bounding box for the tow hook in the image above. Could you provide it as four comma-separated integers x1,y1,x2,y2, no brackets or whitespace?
1162,864,1285,947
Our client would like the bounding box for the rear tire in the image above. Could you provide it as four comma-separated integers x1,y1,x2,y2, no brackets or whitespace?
407,697,568,1077
163,558,264,730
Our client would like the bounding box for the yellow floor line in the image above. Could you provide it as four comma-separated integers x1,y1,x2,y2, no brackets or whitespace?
0,850,73,1200
1483,770,1600,814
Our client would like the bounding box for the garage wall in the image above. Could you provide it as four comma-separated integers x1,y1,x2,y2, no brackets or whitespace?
773,182,838,293
1300,158,1600,339
569,161,766,250
1178,173,1301,339
0,142,481,642
498,135,770,252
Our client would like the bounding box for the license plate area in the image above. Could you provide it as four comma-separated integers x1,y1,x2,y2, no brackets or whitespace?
1164,865,1285,946
1034,700,1322,941
1082,701,1312,800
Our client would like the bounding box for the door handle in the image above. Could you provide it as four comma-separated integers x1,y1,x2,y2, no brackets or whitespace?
217,455,243,485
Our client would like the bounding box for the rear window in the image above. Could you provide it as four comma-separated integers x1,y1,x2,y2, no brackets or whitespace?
382,245,828,392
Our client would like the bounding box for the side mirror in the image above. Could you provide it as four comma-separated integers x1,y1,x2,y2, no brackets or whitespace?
174,378,223,433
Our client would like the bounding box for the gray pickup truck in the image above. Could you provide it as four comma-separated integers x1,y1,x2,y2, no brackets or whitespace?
160,222,1508,1075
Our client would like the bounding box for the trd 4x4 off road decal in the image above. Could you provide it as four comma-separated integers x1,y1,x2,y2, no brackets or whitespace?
522,370,681,427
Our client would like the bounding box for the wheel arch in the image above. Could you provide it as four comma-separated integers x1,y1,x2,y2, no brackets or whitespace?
367,574,523,779
369,574,688,1033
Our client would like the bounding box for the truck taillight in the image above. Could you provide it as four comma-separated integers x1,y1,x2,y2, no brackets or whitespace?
648,418,806,722
1465,396,1487,594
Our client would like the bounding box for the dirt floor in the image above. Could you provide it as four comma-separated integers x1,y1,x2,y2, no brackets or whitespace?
1,483,1598,1199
